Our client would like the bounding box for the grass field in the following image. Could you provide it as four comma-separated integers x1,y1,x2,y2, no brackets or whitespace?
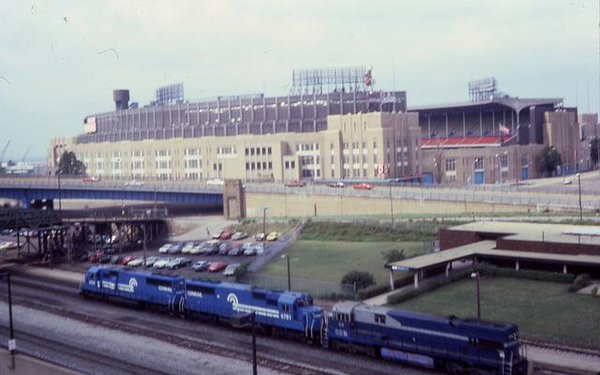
261,240,428,286
388,277,600,348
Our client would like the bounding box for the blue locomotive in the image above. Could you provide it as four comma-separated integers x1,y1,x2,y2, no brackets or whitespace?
184,279,323,341
326,301,527,374
80,266,527,374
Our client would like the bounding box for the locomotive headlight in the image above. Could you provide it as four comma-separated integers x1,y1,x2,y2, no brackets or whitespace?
499,351,505,359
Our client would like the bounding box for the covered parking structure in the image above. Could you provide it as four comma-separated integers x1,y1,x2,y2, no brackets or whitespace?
386,222,600,290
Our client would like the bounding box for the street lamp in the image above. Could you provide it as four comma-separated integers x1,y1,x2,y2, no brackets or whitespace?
143,209,151,270
388,181,394,226
576,173,582,222
262,206,268,252
281,254,291,290
471,271,481,320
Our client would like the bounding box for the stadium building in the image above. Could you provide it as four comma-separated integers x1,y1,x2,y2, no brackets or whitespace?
49,70,598,185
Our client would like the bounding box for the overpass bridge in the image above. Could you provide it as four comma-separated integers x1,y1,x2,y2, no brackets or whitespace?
0,177,224,209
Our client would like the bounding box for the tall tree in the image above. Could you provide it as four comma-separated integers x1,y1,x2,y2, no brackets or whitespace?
58,151,86,175
535,146,562,177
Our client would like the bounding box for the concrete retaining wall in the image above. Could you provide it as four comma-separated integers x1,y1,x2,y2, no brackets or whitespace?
245,192,533,218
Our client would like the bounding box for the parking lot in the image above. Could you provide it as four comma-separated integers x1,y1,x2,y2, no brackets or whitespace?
78,228,288,281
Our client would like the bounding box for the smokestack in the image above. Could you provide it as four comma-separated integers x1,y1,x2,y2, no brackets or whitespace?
113,89,130,110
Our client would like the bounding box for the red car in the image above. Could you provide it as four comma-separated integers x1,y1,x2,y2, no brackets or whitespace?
82,176,99,183
208,261,227,272
353,183,374,190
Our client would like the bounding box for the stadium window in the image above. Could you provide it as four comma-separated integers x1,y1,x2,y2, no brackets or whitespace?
251,148,255,156
245,162,249,170
262,147,266,154
268,162,272,169
256,148,261,155
245,148,249,156
267,147,272,155
291,161,295,169
262,162,267,170
251,162,255,170
285,161,289,169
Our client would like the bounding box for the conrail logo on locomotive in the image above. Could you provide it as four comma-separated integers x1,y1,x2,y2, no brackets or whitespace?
117,277,138,293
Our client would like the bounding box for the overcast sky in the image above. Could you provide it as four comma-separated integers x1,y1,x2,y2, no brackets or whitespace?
0,0,597,161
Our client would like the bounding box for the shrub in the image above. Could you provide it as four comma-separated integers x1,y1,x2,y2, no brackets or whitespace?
357,284,390,300
341,270,375,291
382,249,406,264
573,274,591,289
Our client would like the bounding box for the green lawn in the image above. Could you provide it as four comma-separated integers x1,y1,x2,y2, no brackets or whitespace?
388,277,600,348
261,240,427,286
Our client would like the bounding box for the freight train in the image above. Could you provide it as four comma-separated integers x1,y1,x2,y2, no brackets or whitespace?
80,266,528,374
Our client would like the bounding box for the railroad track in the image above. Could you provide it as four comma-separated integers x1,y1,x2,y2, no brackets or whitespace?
0,326,171,375
0,273,427,375
523,338,600,375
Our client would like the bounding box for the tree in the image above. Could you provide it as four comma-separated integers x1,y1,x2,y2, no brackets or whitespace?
58,151,86,175
382,249,406,264
341,270,375,290
535,146,561,177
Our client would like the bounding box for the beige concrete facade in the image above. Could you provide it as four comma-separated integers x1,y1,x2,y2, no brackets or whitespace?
421,144,544,185
49,112,421,182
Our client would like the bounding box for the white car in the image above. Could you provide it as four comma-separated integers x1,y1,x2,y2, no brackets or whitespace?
206,178,224,185
124,180,144,186
158,244,172,253
153,258,171,269
189,244,204,255
181,242,196,254
223,263,240,276
127,258,143,267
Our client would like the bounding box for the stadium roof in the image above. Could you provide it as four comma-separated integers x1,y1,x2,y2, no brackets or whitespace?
421,135,517,149
408,97,563,113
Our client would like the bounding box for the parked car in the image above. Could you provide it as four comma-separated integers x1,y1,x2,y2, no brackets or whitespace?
208,261,228,272
228,246,244,256
206,178,224,185
218,242,232,255
189,244,204,255
120,255,135,265
109,255,124,264
254,244,265,255
145,256,159,267
284,180,305,187
231,231,248,240
212,231,223,239
266,232,280,241
192,260,210,272
243,247,257,256
329,181,345,188
152,258,171,269
181,242,196,254
223,263,241,276
167,243,184,254
82,176,99,183
167,257,192,270
255,233,265,241
158,244,172,253
563,178,573,185
124,180,144,186
127,258,144,267
353,183,374,190
99,254,112,264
